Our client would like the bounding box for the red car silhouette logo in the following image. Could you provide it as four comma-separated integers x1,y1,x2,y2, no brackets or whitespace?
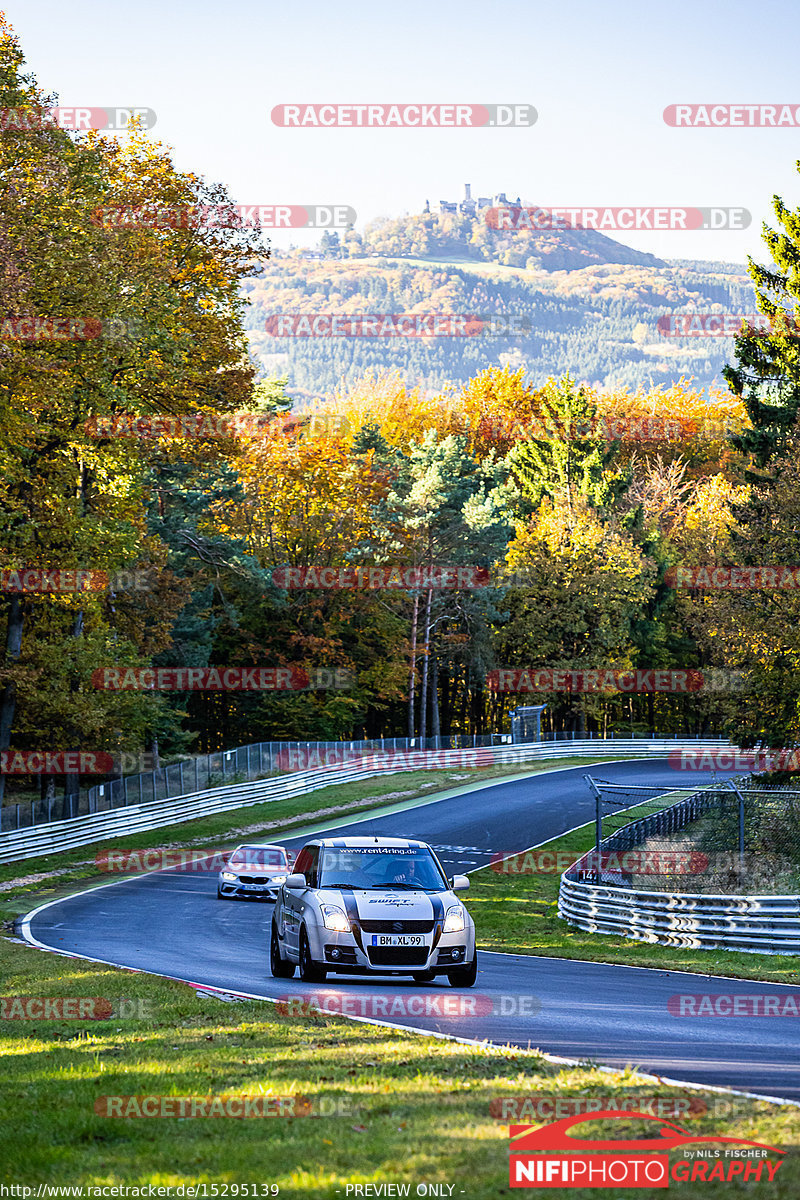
510,1111,784,1155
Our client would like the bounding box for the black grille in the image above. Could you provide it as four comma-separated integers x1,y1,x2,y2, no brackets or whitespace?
368,947,429,966
358,919,434,933
237,875,271,885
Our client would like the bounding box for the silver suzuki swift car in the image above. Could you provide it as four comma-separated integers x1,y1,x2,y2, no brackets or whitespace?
269,836,477,986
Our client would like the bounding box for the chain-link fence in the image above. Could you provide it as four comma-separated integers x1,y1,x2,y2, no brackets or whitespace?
573,777,800,895
1,733,514,833
1,728,703,833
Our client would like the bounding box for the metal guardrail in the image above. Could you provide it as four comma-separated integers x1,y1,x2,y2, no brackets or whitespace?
558,878,800,954
558,780,800,955
1,728,703,832
0,738,727,865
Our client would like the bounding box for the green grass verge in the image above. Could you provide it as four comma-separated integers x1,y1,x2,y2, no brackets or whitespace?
470,819,800,985
0,936,797,1196
0,758,617,921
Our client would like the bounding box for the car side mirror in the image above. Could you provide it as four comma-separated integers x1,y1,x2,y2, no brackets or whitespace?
451,874,469,891
284,873,307,889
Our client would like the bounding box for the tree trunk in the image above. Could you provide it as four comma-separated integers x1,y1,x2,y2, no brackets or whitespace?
0,595,25,809
459,666,470,736
431,651,440,743
419,587,433,744
440,663,451,738
64,464,89,812
407,592,420,741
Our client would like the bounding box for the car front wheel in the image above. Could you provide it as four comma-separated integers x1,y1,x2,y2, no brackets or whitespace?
270,922,295,978
298,926,327,983
447,952,477,988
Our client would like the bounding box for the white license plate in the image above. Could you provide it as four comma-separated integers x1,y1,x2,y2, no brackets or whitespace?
371,934,423,947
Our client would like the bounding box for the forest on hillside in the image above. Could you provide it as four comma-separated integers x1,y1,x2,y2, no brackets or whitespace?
245,253,754,397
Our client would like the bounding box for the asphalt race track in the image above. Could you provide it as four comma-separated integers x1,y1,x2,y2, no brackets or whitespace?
22,759,800,1102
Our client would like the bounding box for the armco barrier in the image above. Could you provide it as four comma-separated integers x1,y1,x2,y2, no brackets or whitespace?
0,739,726,865
558,780,800,955
558,877,800,954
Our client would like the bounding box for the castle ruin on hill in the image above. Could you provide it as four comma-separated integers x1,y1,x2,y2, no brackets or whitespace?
425,183,521,216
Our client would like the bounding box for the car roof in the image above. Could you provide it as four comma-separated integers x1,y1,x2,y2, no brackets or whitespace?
231,843,287,852
314,837,427,849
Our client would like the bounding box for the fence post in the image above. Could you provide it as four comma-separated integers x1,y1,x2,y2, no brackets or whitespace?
585,774,604,881
726,779,747,873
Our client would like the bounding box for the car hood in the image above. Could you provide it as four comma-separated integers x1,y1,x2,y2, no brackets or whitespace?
224,865,288,877
319,889,455,919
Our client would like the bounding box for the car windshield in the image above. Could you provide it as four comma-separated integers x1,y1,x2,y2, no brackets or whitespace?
229,847,287,868
318,846,447,891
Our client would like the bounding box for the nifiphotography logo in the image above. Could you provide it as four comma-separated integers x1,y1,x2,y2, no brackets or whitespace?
508,1111,784,1188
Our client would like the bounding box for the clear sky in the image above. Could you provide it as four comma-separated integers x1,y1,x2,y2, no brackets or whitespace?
4,0,798,262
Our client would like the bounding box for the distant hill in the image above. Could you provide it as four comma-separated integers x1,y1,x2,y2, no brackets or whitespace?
242,206,755,399
343,207,667,271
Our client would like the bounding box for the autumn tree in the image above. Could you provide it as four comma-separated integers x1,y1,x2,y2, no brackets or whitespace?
377,431,516,739
509,375,629,511
495,493,657,734
0,13,267,808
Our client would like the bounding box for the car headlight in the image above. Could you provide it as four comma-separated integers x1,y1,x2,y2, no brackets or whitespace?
221,871,237,882
271,875,287,885
321,904,350,933
443,904,465,933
